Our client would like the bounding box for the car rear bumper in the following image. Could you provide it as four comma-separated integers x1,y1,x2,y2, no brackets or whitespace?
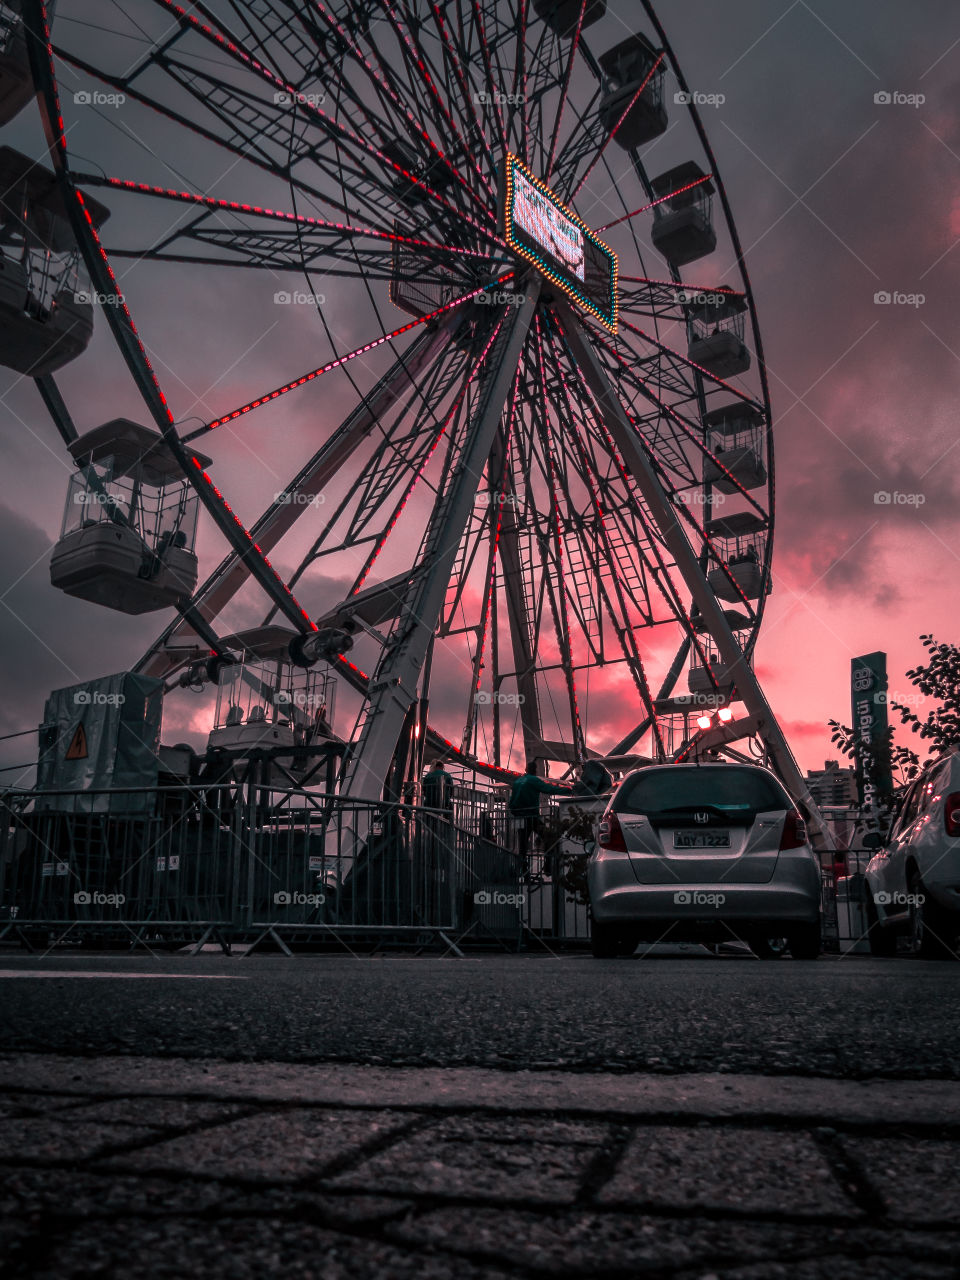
589,852,821,931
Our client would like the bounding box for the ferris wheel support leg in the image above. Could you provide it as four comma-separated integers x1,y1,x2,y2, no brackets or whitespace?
341,285,541,802
554,304,834,855
486,428,544,765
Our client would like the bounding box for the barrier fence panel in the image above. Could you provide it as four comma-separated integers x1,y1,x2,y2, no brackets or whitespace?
0,784,524,948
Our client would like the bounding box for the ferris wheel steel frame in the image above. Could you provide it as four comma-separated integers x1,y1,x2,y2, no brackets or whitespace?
17,0,830,848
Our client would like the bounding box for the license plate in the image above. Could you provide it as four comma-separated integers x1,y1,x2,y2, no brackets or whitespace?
673,830,731,849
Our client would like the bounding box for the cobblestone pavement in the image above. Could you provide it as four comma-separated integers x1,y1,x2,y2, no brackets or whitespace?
1,1057,958,1279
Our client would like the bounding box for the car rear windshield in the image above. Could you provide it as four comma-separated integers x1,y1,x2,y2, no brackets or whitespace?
613,766,790,818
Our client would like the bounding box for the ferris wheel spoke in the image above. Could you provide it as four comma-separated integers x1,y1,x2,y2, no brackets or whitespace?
338,286,540,800
543,0,590,180
423,1,499,182
298,1,493,218
80,176,491,282
538,330,687,752
137,319,459,678
182,280,499,440
588,324,770,517
370,2,496,205
53,45,425,246
144,0,506,252
596,173,715,233
546,324,724,674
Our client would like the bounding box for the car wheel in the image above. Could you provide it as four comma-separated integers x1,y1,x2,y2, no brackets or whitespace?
909,872,958,960
590,920,638,958
865,892,897,957
750,936,787,959
786,922,821,960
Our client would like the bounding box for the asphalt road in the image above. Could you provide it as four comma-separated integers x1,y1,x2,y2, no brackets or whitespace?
2,951,959,1078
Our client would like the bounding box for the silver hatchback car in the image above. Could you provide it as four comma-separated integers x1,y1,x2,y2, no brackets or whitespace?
587,762,822,958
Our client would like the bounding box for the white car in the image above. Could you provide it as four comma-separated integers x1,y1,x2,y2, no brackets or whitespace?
864,752,960,959
587,762,822,959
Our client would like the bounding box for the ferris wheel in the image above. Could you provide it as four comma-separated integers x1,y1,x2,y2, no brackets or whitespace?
2,0,825,840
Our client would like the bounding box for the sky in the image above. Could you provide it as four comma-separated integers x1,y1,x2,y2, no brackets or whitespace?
1,0,959,785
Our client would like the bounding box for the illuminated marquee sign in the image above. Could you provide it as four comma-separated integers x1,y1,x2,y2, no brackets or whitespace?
498,153,618,334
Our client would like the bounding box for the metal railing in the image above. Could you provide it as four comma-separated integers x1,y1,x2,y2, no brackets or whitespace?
0,782,548,951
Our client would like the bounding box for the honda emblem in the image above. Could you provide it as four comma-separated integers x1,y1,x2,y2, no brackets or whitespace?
694,811,710,824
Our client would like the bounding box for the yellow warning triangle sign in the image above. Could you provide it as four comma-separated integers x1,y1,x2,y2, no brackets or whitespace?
65,723,88,760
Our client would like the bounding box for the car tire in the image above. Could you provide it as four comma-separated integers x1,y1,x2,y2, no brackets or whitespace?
865,892,897,957
786,922,821,960
749,936,786,959
590,920,638,958
909,871,958,960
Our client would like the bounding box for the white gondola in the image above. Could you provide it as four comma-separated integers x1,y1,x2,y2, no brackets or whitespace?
687,658,738,696
0,145,107,376
0,1,56,125
597,33,667,150
650,162,716,266
533,0,605,37
701,403,766,493
687,290,751,378
705,509,769,603
207,627,338,780
50,420,206,614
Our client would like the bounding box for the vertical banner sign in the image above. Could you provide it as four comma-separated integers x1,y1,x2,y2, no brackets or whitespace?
851,652,893,829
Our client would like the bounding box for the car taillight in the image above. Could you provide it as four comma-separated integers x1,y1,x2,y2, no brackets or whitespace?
598,811,628,852
945,793,960,837
779,811,807,850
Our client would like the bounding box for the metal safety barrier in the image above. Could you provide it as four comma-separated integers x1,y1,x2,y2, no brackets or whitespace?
0,783,532,953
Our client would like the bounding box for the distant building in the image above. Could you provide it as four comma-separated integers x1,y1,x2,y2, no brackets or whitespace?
806,759,858,808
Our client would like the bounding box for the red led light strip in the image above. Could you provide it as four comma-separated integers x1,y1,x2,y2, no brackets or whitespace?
192,273,515,437
350,315,509,595
568,53,665,203
152,2,506,253
91,177,491,261
369,4,493,202
596,176,713,232
589,324,766,517
28,3,316,633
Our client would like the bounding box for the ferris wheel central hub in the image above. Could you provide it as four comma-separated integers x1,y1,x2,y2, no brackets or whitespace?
498,153,618,334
